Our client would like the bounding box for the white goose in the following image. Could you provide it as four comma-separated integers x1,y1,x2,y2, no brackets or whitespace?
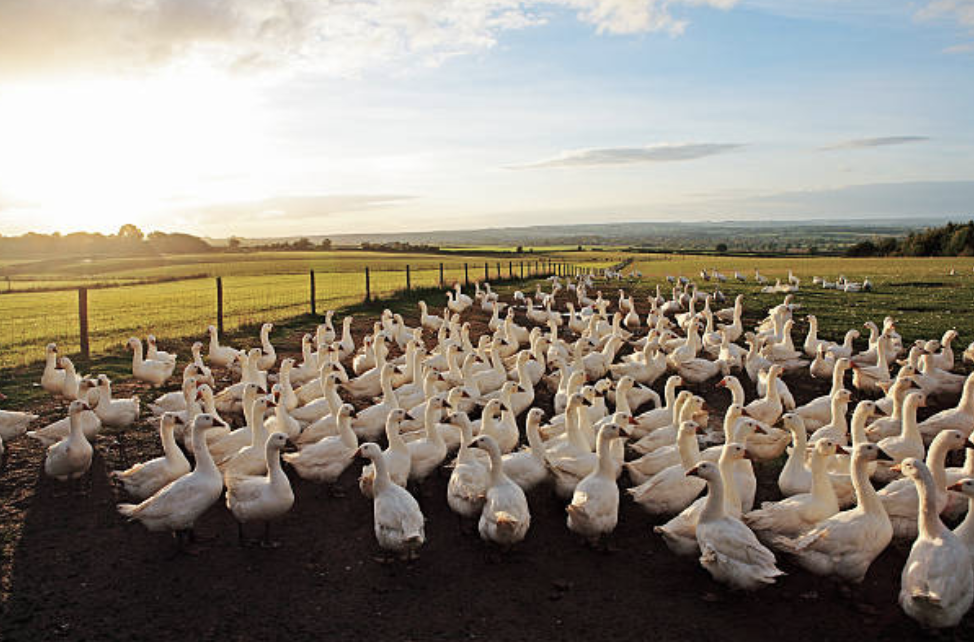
226,432,294,547
688,460,784,591
946,477,974,566
795,358,851,431
628,420,706,515
879,429,973,539
117,415,226,550
777,414,812,496
566,423,627,545
283,404,358,484
92,375,139,429
207,325,238,368
355,442,425,560
255,322,276,371
0,393,38,442
654,442,748,557
406,396,449,482
472,434,531,547
446,410,490,519
918,372,974,441
897,458,974,629
128,337,176,386
745,438,842,541
774,443,893,583
27,388,102,446
359,409,412,498
112,413,191,500
40,343,66,395
501,407,549,491
43,400,94,482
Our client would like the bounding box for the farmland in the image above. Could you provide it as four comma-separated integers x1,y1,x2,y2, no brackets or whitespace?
0,250,597,368
3,249,974,372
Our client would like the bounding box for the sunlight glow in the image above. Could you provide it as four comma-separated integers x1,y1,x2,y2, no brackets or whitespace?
0,70,270,234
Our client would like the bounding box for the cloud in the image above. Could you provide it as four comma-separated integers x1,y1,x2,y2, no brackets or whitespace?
0,1,738,78
179,194,415,224
916,1,974,51
513,142,745,168
820,136,930,150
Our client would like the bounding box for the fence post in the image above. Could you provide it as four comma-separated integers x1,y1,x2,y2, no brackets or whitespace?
365,267,371,302
310,270,316,316
520,261,524,279
406,264,411,292
509,261,513,279
439,263,444,288
464,263,469,287
78,287,89,360
484,262,489,282
216,277,224,335
496,262,501,280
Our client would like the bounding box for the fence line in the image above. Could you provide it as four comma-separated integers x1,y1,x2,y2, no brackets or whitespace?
1,260,594,369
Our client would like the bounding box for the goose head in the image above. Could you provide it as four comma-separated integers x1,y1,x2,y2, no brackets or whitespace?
355,442,383,461
685,460,720,481
947,478,974,495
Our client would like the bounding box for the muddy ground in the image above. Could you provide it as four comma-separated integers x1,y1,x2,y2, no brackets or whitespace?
1,291,972,641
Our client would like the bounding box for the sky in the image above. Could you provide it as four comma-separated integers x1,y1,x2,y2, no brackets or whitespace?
0,0,973,239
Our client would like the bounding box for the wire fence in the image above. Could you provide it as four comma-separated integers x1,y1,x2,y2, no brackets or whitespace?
0,259,589,369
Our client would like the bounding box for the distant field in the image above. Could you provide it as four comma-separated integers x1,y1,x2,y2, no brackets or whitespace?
0,249,595,290
622,255,974,347
4,249,970,370
0,251,583,368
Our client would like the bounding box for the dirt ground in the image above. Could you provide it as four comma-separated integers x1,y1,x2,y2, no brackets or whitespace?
1,291,972,641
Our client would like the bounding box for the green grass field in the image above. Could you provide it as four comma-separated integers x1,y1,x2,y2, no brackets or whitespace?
0,252,578,368
620,255,974,347
2,249,972,373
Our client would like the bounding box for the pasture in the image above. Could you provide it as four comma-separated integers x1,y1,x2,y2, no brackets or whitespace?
2,253,974,640
0,250,591,369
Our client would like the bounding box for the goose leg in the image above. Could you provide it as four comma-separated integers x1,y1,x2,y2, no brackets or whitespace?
260,522,282,549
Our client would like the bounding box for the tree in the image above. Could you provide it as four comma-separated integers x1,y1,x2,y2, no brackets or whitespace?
117,224,144,241
318,238,333,251
515,245,523,254
293,237,313,251
715,242,728,253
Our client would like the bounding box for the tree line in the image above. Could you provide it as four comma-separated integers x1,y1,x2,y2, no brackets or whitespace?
845,221,974,257
0,225,212,258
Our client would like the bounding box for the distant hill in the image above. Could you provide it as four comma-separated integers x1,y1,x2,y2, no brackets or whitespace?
213,218,937,252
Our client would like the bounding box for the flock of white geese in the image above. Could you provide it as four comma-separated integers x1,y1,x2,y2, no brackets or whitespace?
2,274,974,628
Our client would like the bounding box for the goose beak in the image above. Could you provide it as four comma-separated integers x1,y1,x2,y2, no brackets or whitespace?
965,440,974,450
890,464,902,473
354,447,364,458
628,416,638,426
834,444,848,455
685,465,701,477
742,451,754,461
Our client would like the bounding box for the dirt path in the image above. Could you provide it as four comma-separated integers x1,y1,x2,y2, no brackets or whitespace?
1,290,970,641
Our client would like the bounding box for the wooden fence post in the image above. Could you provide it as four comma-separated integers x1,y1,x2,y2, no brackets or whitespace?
509,261,513,279
439,263,444,287
78,287,89,360
496,262,501,280
310,270,316,316
406,264,411,292
484,262,489,282
365,267,371,302
464,263,469,287
216,277,224,335
520,261,524,279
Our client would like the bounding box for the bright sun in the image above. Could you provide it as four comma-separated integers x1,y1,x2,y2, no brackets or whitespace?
0,70,268,235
